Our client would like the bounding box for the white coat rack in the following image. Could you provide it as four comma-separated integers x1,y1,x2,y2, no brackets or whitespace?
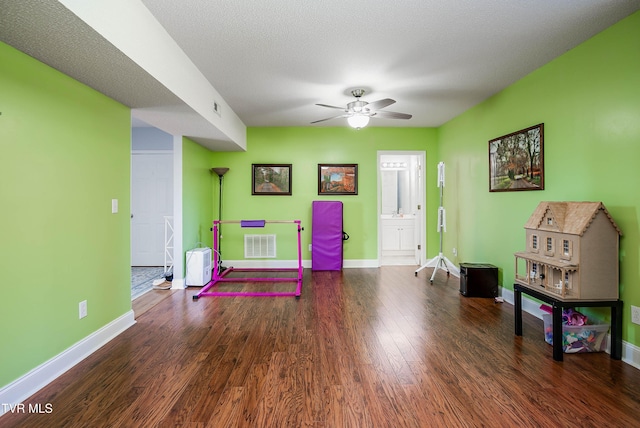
415,162,460,283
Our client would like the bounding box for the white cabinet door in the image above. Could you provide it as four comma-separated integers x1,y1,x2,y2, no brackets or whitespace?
382,223,401,251
381,219,415,252
399,224,415,251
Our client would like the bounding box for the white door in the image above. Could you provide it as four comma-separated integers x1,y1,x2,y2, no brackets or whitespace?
131,152,173,266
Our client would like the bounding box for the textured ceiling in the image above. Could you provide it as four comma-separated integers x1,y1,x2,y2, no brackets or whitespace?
140,0,639,127
0,0,183,109
2,0,639,146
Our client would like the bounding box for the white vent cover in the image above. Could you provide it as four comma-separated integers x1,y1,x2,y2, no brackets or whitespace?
244,234,276,258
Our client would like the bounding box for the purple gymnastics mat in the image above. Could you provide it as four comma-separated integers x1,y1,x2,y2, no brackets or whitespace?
311,201,343,271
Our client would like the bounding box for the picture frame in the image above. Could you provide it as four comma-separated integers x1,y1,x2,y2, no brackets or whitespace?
489,123,544,192
318,164,358,195
251,164,292,195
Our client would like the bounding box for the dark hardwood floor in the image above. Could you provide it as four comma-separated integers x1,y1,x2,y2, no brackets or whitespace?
3,266,640,427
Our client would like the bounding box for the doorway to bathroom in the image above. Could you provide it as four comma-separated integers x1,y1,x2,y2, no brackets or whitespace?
378,151,426,266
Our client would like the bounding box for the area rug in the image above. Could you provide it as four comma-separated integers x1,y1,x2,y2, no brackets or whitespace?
131,266,165,300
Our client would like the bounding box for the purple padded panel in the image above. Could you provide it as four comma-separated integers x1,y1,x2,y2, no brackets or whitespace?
241,220,266,228
312,201,343,271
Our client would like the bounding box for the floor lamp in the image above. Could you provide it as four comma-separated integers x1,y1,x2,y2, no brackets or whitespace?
414,162,460,283
211,167,229,274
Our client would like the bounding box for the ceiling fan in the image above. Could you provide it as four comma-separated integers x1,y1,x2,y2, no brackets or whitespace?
311,89,412,129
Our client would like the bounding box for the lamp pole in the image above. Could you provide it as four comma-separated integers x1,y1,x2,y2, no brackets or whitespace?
211,167,229,274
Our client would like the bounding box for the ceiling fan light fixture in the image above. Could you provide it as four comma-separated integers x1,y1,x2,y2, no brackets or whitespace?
312,88,410,127
347,114,369,129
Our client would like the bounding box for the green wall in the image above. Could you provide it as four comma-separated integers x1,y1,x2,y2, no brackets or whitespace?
182,136,215,258
0,42,132,386
438,12,640,342
211,127,439,262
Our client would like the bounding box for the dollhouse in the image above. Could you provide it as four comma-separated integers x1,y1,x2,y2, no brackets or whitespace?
514,201,621,301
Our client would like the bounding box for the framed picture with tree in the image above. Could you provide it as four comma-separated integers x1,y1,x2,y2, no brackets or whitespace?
252,164,292,195
489,123,544,192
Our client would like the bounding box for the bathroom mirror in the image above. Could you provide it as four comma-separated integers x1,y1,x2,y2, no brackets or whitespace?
381,169,412,215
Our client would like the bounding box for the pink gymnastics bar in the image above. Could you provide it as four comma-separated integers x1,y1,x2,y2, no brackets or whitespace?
193,220,303,299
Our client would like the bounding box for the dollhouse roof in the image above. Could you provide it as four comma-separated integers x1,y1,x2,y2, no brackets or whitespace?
524,201,622,236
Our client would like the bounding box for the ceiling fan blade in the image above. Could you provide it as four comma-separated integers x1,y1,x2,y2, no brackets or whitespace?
372,110,412,120
316,103,346,110
365,98,396,111
311,115,346,124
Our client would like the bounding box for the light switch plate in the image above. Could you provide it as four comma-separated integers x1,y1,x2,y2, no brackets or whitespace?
79,300,87,319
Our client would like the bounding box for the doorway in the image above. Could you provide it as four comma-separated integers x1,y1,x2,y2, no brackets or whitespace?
130,126,177,300
378,151,426,266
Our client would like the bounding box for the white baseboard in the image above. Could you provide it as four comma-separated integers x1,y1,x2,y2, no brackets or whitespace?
0,311,136,416
500,286,640,371
623,341,640,370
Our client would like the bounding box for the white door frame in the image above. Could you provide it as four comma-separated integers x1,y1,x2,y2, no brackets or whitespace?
170,136,184,289
377,151,426,266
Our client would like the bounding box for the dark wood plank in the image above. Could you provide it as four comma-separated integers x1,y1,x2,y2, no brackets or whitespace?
132,288,177,317
2,266,640,427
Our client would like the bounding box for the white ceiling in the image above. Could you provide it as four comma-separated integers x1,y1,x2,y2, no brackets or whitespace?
1,0,639,150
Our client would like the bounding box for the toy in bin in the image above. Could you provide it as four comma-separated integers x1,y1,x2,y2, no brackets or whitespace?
540,305,609,353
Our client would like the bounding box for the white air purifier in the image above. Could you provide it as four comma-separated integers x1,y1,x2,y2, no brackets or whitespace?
185,247,212,286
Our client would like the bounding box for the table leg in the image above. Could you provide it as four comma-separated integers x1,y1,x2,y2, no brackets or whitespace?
514,287,522,336
552,305,563,361
611,301,623,360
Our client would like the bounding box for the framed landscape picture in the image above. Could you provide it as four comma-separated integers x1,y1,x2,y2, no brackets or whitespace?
318,164,358,195
251,164,292,195
489,123,544,192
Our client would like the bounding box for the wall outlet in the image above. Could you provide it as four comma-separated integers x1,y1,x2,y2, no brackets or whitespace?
452,247,458,256
79,300,87,319
111,199,118,214
632,305,640,325
308,244,312,252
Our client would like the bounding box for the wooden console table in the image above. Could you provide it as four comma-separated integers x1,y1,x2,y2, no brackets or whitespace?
513,283,623,361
